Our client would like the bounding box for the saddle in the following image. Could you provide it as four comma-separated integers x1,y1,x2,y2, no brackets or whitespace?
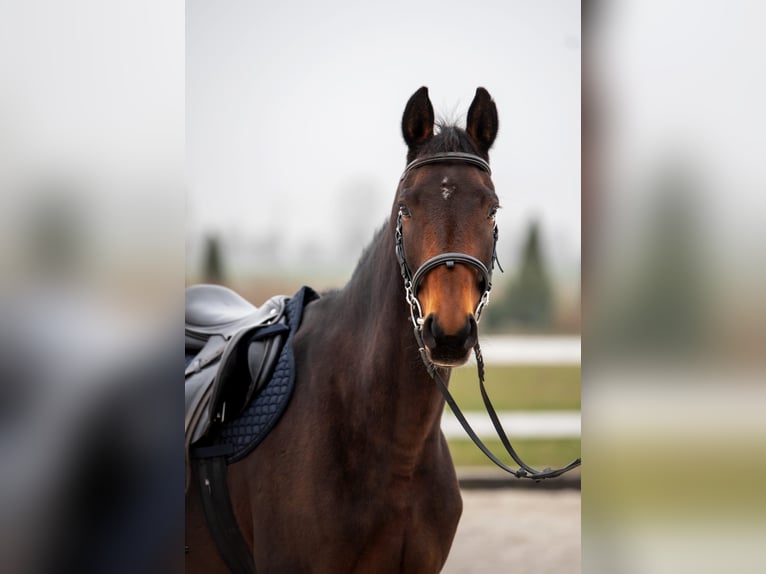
184,285,289,454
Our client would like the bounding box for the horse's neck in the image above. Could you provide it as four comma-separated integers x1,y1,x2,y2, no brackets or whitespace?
339,224,415,359
332,224,448,469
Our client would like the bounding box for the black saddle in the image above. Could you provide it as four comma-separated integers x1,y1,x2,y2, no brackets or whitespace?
184,285,289,452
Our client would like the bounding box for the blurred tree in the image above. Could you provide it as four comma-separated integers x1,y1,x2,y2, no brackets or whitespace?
202,233,226,284
485,220,554,330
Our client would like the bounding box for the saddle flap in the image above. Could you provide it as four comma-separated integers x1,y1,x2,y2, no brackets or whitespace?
208,321,289,425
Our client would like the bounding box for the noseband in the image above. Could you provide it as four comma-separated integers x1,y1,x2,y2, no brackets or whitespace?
394,151,581,481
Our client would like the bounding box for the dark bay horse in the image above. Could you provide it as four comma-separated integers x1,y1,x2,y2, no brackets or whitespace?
187,86,502,573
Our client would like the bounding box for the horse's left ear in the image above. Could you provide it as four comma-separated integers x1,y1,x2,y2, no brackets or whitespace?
402,86,435,152
466,87,499,155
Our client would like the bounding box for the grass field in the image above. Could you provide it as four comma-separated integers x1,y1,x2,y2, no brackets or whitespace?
447,364,581,411
445,364,581,467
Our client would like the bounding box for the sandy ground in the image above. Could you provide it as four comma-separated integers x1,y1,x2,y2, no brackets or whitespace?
442,489,581,573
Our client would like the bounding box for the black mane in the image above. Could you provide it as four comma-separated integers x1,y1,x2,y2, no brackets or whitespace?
348,222,389,284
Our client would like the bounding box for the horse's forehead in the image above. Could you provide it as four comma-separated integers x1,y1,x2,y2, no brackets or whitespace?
408,165,490,197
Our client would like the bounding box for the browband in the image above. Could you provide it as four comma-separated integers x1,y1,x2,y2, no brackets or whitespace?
400,152,491,182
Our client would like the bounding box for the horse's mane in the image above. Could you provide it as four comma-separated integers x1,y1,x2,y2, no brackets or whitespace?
347,222,388,283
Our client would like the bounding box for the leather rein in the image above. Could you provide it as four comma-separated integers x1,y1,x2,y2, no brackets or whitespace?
395,152,581,480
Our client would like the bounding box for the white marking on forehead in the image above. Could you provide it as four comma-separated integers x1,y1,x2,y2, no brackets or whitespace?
440,177,454,200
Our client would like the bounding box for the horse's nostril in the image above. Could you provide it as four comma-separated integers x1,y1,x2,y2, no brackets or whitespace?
422,315,440,349
465,315,478,350
429,315,445,339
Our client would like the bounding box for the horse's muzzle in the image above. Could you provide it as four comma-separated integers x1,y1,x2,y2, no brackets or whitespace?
421,313,477,367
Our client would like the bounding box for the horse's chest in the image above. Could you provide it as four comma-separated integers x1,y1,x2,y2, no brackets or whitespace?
336,477,461,573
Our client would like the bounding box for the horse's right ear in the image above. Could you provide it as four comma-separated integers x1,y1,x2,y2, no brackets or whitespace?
402,87,435,152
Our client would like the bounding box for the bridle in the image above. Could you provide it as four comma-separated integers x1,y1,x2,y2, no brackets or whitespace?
395,151,581,480
395,152,500,330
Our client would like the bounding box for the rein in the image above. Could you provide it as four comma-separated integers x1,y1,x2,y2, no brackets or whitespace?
396,152,581,480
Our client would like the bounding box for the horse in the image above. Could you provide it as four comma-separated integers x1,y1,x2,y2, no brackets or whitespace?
186,86,503,573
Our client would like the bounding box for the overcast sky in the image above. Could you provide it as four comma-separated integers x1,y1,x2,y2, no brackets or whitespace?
187,0,580,278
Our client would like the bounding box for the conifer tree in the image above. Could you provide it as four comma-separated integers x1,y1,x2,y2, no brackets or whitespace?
486,220,554,329
202,233,225,284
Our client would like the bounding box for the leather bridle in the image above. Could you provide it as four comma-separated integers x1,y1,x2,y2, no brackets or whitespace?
395,151,581,480
395,152,500,329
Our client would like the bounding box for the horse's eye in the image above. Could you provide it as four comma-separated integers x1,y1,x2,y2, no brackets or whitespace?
399,204,412,219
488,206,500,221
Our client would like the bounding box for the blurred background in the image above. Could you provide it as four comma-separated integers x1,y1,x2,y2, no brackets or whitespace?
1,2,184,573
584,1,766,573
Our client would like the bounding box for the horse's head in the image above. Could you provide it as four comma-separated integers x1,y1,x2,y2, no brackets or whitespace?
395,86,500,368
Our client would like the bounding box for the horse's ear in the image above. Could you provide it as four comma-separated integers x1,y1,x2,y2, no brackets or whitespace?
402,86,435,151
466,87,498,155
